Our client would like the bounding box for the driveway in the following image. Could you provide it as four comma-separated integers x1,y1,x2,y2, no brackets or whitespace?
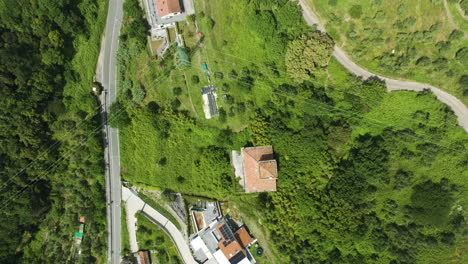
122,187,196,264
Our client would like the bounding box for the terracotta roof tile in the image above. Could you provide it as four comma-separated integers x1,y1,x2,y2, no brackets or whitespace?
242,146,277,193
216,222,243,259
235,227,253,248
155,0,181,17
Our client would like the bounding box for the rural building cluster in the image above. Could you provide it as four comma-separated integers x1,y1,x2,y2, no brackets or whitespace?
142,0,195,56
189,202,258,264
135,1,279,263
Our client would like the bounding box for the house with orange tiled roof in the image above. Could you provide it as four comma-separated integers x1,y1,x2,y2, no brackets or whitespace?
231,146,278,193
155,0,182,19
190,217,257,264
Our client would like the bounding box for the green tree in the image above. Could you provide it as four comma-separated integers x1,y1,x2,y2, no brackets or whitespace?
249,114,271,145
109,101,131,128
173,87,183,96
349,5,363,19
249,10,276,39
132,84,146,103
191,75,200,84
455,47,468,67
285,32,334,83
448,29,464,41
409,180,454,226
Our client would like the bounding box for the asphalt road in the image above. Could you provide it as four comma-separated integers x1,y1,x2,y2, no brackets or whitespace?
99,0,124,263
122,188,197,264
298,0,468,132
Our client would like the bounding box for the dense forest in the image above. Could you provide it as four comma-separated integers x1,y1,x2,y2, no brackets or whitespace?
0,0,108,263
116,0,467,263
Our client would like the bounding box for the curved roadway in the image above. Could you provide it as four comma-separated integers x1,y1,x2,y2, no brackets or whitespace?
298,0,468,132
122,187,196,264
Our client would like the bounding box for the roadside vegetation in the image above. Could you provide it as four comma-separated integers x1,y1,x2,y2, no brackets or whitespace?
138,192,182,230
307,0,468,104
0,0,109,263
136,214,182,264
116,0,467,263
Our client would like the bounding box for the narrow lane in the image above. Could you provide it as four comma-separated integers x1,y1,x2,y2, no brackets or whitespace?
122,187,197,264
298,0,468,132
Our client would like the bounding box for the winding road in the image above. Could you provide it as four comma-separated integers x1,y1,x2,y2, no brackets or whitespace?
298,0,468,132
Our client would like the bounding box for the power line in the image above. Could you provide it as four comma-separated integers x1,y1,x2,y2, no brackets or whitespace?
0,99,133,212
193,48,465,155
0,60,199,212
196,44,467,155
185,38,460,130
0,104,104,191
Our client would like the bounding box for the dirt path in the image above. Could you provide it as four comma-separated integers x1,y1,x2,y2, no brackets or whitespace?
183,73,198,117
456,2,468,20
443,0,458,28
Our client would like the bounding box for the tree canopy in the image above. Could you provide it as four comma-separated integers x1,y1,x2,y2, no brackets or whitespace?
285,32,334,83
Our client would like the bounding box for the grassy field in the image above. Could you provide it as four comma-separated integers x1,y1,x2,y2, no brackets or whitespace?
307,0,468,104
118,0,468,263
118,0,301,196
136,214,182,264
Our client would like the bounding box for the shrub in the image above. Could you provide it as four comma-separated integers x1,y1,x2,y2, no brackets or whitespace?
415,56,431,66
214,72,224,79
187,14,195,23
132,84,146,103
432,58,448,71
109,101,131,128
429,22,442,32
222,83,230,92
157,157,167,167
285,32,334,83
398,3,407,16
455,47,468,67
238,76,253,91
461,0,468,15
207,17,215,29
436,41,451,56
191,75,200,84
349,5,363,19
459,75,468,96
173,87,183,96
448,29,464,41
228,70,238,79
171,99,181,110
223,94,234,104
249,10,276,38
218,108,227,123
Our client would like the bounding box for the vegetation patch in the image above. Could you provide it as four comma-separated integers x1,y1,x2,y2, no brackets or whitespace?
117,0,468,263
308,0,468,104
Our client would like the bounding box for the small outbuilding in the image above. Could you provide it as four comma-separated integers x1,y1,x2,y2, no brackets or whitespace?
201,85,218,119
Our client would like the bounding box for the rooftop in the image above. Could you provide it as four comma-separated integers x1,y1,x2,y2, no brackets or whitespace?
242,146,278,193
155,0,181,17
138,251,151,264
234,227,253,248
190,217,252,264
